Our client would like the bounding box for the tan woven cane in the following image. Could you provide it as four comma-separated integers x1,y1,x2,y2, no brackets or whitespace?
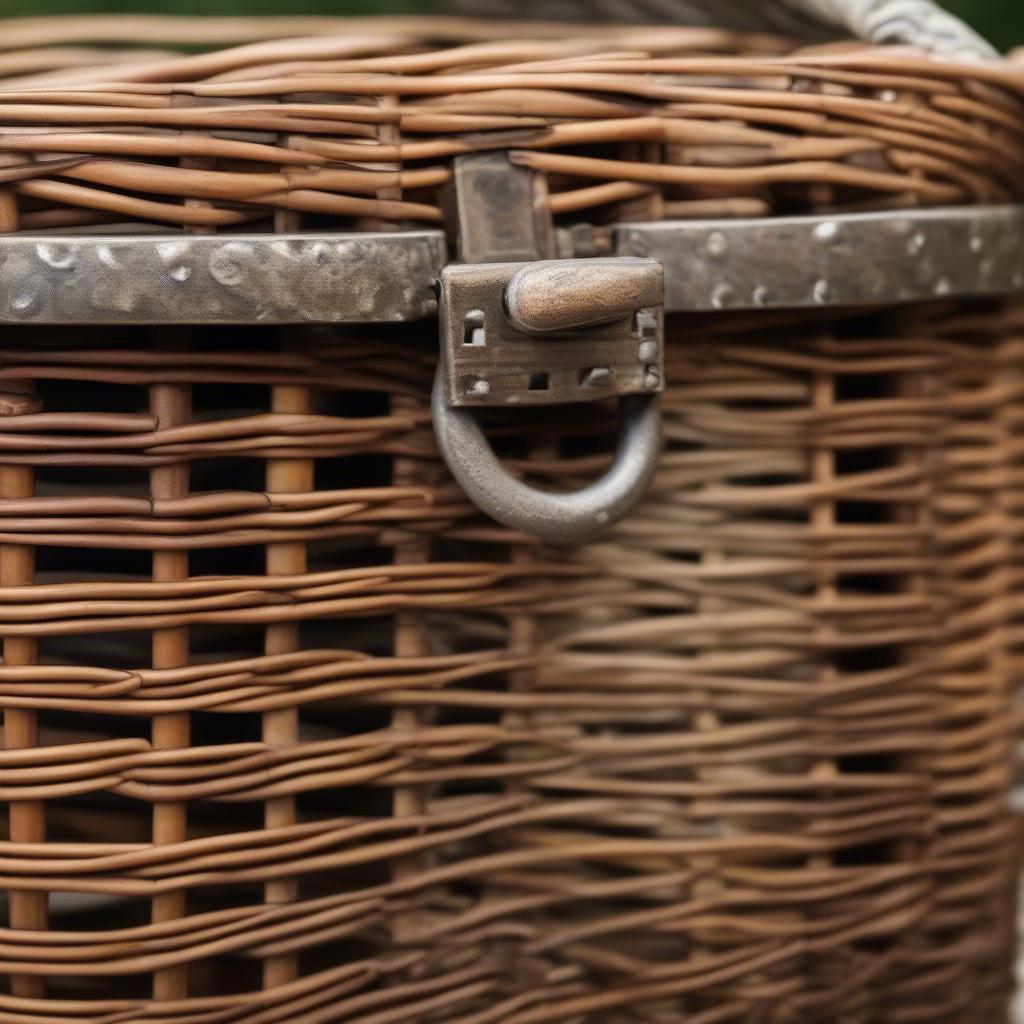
0,9,1022,1024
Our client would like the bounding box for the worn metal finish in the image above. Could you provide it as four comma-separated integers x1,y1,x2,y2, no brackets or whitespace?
439,258,665,408
445,152,555,265
442,154,665,541
616,206,1024,314
432,370,662,544
0,231,447,325
1,210,1016,329
505,260,664,335
436,256,665,540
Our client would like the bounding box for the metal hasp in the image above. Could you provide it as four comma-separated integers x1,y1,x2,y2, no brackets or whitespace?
0,231,447,324
433,257,665,545
435,256,666,543
435,149,667,545
440,259,664,408
615,205,1024,314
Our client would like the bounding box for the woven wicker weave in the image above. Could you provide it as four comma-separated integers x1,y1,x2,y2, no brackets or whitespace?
0,15,1023,1024
0,17,1023,230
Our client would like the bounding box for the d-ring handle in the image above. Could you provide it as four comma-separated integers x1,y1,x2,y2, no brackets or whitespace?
432,369,662,544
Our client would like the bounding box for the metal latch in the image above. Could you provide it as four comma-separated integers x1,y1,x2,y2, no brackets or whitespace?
431,152,667,545
433,257,665,545
439,258,664,408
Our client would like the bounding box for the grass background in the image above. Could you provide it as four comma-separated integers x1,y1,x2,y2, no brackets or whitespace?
0,0,1019,51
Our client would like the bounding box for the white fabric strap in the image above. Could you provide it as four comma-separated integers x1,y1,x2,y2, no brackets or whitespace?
781,0,997,59
455,0,997,59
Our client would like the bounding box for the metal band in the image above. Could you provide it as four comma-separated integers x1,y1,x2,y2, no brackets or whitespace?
0,208,1017,327
615,205,1024,314
0,231,447,325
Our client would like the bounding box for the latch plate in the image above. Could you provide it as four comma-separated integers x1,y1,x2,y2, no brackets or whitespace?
439,257,665,409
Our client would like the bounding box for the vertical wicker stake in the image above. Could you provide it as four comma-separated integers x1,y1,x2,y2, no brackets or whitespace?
390,389,431,948
150,361,192,1002
263,374,313,990
259,102,311,989
809,182,842,900
1,377,45,1001
148,96,208,1006
376,91,432,948
0,185,45,1001
808,352,842,988
149,99,213,1003
0,189,16,232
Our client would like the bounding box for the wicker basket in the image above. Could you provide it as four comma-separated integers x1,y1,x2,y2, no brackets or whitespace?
0,8,1023,1024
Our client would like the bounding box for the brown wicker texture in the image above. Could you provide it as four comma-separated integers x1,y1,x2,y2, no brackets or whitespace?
0,15,1023,1024
0,18,1024,230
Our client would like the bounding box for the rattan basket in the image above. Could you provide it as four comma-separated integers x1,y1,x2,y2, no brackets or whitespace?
1,7,1023,1024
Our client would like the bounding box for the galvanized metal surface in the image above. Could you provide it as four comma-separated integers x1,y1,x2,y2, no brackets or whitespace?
615,206,1024,314
0,231,447,325
439,258,665,408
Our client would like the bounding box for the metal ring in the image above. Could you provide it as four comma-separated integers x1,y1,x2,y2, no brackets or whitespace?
431,369,662,544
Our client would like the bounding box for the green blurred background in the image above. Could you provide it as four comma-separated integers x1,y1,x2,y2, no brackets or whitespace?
1,0,1020,51
946,0,1023,48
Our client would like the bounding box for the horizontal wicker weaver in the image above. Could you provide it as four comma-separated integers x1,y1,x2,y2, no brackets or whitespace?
0,18,1023,230
0,15,1023,1024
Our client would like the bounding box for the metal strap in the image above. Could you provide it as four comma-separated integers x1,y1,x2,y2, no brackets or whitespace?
615,206,1024,314
0,208,1019,325
0,231,447,325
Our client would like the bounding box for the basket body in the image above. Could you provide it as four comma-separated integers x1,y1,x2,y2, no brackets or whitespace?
0,16,1022,1024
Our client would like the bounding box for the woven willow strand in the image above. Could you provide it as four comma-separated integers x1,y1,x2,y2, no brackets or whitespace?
0,15,1022,1024
0,21,1021,232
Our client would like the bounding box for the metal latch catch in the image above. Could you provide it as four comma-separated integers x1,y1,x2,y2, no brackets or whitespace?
433,254,666,545
439,257,665,408
432,151,667,545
